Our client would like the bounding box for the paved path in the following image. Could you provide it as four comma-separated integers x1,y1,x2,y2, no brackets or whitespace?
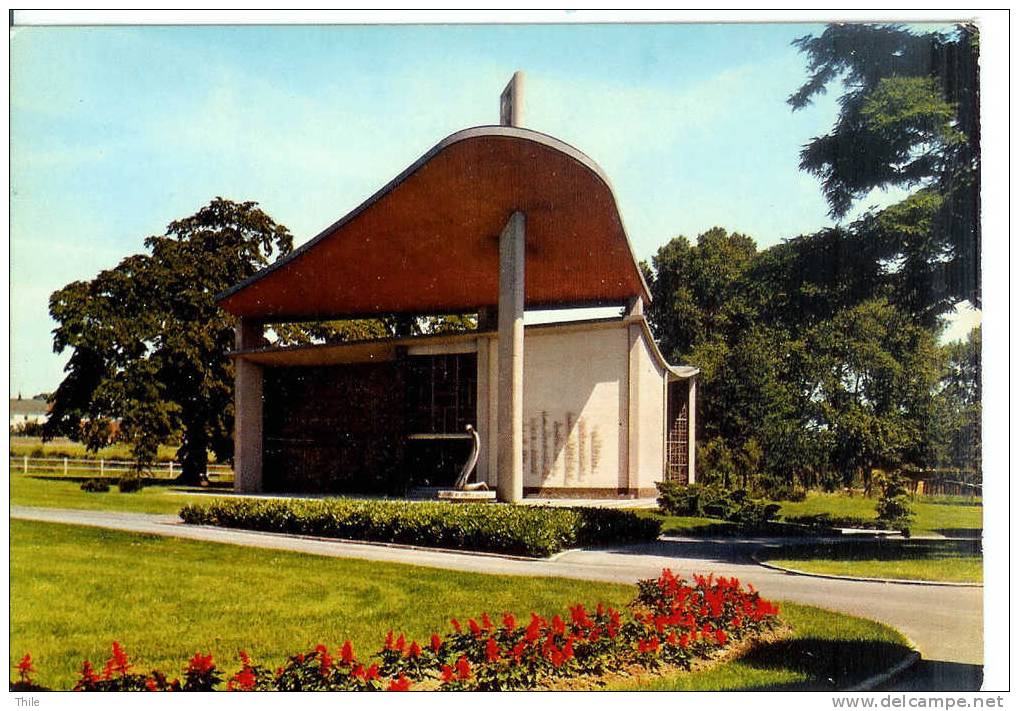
12,505,983,675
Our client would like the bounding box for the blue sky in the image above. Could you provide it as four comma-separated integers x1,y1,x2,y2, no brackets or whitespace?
9,22,975,397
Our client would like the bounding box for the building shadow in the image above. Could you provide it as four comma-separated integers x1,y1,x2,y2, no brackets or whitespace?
712,638,917,691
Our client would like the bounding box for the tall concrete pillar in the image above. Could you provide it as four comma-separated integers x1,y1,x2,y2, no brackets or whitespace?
234,318,264,493
496,211,525,503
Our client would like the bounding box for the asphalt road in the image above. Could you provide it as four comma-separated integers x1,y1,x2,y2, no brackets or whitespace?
11,505,983,687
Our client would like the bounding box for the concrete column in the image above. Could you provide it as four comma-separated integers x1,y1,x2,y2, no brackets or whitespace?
687,377,697,484
234,318,264,493
626,324,642,493
496,211,525,503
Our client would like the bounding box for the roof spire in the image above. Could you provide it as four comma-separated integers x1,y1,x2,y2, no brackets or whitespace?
499,71,524,127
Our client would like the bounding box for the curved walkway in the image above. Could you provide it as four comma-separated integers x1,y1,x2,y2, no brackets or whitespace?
11,505,982,673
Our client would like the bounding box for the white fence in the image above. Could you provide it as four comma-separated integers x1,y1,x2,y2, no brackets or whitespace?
11,456,233,481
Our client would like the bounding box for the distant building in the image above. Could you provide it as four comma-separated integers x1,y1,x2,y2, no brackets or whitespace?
10,397,50,430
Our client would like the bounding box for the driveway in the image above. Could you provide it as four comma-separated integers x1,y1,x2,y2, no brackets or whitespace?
11,505,983,678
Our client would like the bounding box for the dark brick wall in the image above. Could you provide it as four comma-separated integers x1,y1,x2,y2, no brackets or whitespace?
263,363,407,494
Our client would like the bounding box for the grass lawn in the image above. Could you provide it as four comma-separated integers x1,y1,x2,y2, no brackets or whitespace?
10,473,218,515
776,492,982,536
651,492,982,538
11,520,914,691
609,602,913,691
759,539,983,583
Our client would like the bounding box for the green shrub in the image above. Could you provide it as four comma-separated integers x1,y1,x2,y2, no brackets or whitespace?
656,482,734,517
761,481,807,502
875,470,914,529
117,475,144,493
179,499,661,558
80,478,111,493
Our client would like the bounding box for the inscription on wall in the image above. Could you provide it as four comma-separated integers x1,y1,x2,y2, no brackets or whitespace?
522,410,602,484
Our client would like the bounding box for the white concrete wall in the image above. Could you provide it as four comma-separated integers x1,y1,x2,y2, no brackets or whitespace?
635,332,667,491
521,326,628,490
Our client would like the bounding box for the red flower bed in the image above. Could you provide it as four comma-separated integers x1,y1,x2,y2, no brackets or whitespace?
10,569,779,692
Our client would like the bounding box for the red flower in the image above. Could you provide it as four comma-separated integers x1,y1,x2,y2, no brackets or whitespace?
430,634,442,653
146,677,159,692
387,674,412,691
468,618,483,637
384,630,395,650
714,628,728,645
77,660,99,686
109,641,131,676
525,617,542,643
511,642,527,664
238,650,252,667
16,654,34,683
551,615,566,636
481,612,494,631
637,637,660,654
563,637,575,661
440,665,455,684
596,603,605,617
340,640,355,665
502,612,517,630
355,663,380,681
549,648,565,668
406,641,422,659
450,618,462,633
228,666,257,691
394,634,406,653
678,633,690,648
485,637,500,662
455,656,471,680
187,651,215,675
314,644,332,675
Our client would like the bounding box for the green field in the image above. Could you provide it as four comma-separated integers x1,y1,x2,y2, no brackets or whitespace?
10,520,913,691
760,539,983,583
652,491,982,538
10,474,219,514
10,436,183,463
775,492,983,537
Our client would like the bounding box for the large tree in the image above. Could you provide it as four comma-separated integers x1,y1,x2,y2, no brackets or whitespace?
45,198,294,483
789,23,980,318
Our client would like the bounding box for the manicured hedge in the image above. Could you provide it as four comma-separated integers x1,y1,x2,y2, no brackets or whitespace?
178,498,661,557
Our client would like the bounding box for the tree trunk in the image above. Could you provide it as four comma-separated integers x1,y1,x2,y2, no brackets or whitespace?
176,419,209,486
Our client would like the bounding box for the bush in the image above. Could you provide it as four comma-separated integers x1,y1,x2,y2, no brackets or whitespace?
656,483,779,526
13,569,780,692
875,470,913,529
179,499,661,558
117,475,144,493
760,480,807,502
656,482,731,517
80,479,111,493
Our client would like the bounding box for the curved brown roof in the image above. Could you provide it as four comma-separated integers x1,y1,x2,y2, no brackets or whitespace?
217,126,650,320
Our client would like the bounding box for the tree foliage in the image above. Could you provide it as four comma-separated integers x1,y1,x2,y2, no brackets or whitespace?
644,226,977,494
790,22,980,313
45,198,294,483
